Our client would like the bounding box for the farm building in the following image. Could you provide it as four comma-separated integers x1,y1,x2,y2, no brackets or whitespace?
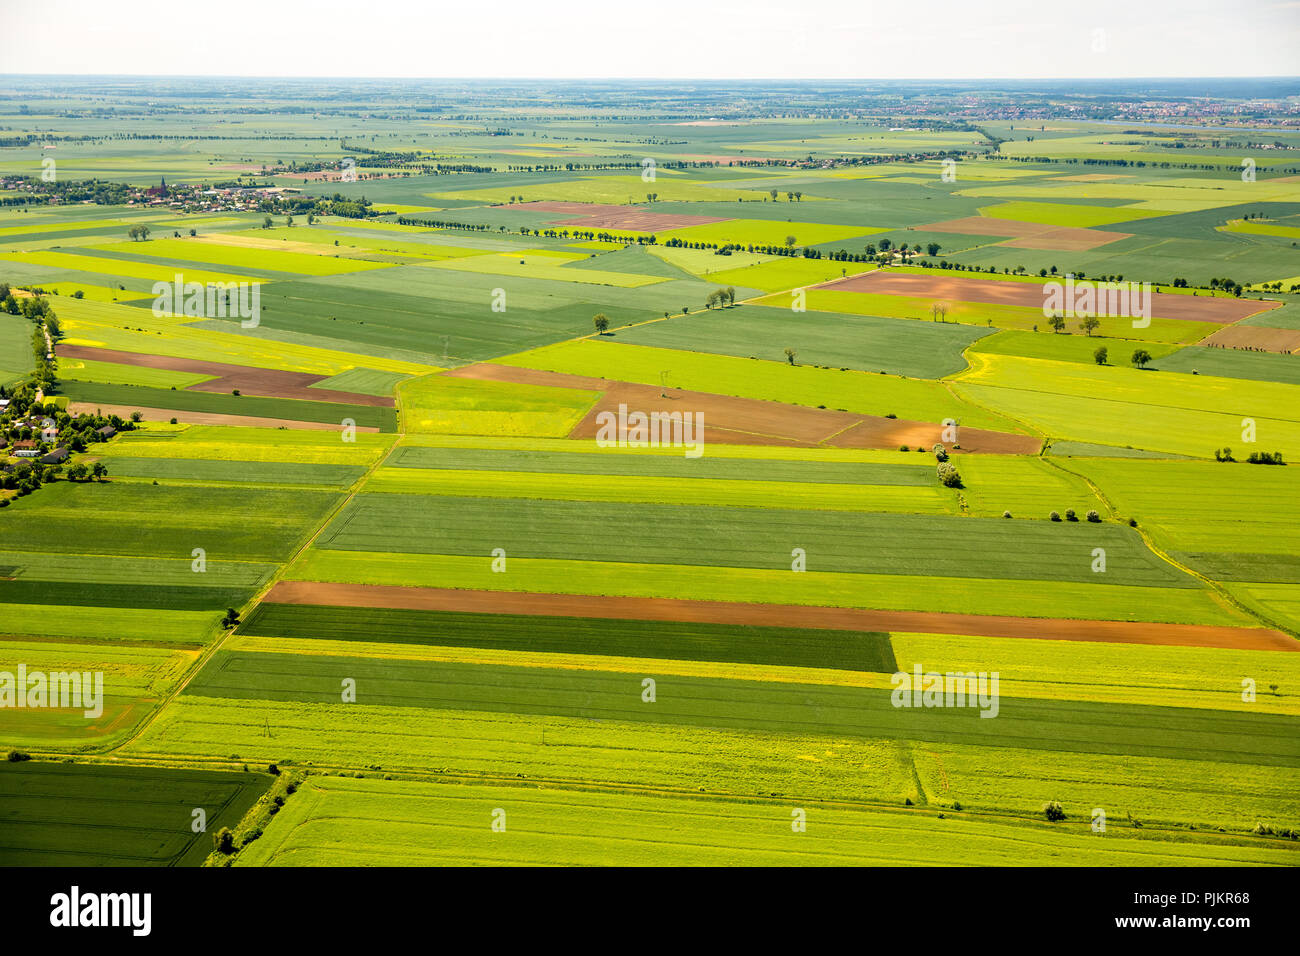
40,446,69,465
12,440,40,458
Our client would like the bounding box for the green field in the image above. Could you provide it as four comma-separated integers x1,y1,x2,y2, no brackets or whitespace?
953,353,1300,458
499,339,1029,433
0,477,341,562
0,762,270,866
183,651,1300,767
612,305,992,378
239,604,899,672
236,775,1297,867
6,82,1300,870
316,493,1193,587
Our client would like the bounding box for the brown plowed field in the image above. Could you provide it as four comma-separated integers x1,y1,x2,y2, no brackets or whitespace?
263,581,1297,652
502,201,727,233
919,216,1132,250
818,272,1281,324
1201,324,1300,353
59,345,395,406
65,402,380,432
445,363,1041,453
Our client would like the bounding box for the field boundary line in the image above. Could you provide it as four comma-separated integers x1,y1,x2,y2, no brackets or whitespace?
104,432,402,756
1043,455,1299,640
939,351,1045,442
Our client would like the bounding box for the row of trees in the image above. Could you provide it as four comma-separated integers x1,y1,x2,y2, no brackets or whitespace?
1215,447,1286,465
704,287,737,309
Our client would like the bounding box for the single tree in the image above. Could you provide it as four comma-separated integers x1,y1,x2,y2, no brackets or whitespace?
1131,348,1152,369
592,313,610,334
1093,346,1108,365
214,827,235,854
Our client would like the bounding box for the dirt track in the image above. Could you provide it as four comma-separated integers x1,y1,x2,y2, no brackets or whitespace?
264,581,1297,652
820,272,1281,324
60,345,395,406
447,363,1042,454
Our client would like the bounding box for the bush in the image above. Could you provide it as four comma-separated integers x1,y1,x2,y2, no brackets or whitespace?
7,749,31,762
1247,451,1286,465
1042,801,1066,822
1049,511,1061,522
1065,509,1078,522
1128,518,1138,527
214,827,235,854
899,445,909,452
1002,511,1012,519
933,443,948,462
1086,510,1101,522
936,462,963,488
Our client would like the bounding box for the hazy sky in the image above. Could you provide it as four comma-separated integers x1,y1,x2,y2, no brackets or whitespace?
2,0,1297,79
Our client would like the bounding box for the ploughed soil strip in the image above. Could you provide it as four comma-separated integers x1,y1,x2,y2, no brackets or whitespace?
501,200,727,233
445,363,1042,454
65,402,380,432
59,344,396,407
818,272,1282,325
920,216,1133,251
264,581,1297,652
1201,325,1300,353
